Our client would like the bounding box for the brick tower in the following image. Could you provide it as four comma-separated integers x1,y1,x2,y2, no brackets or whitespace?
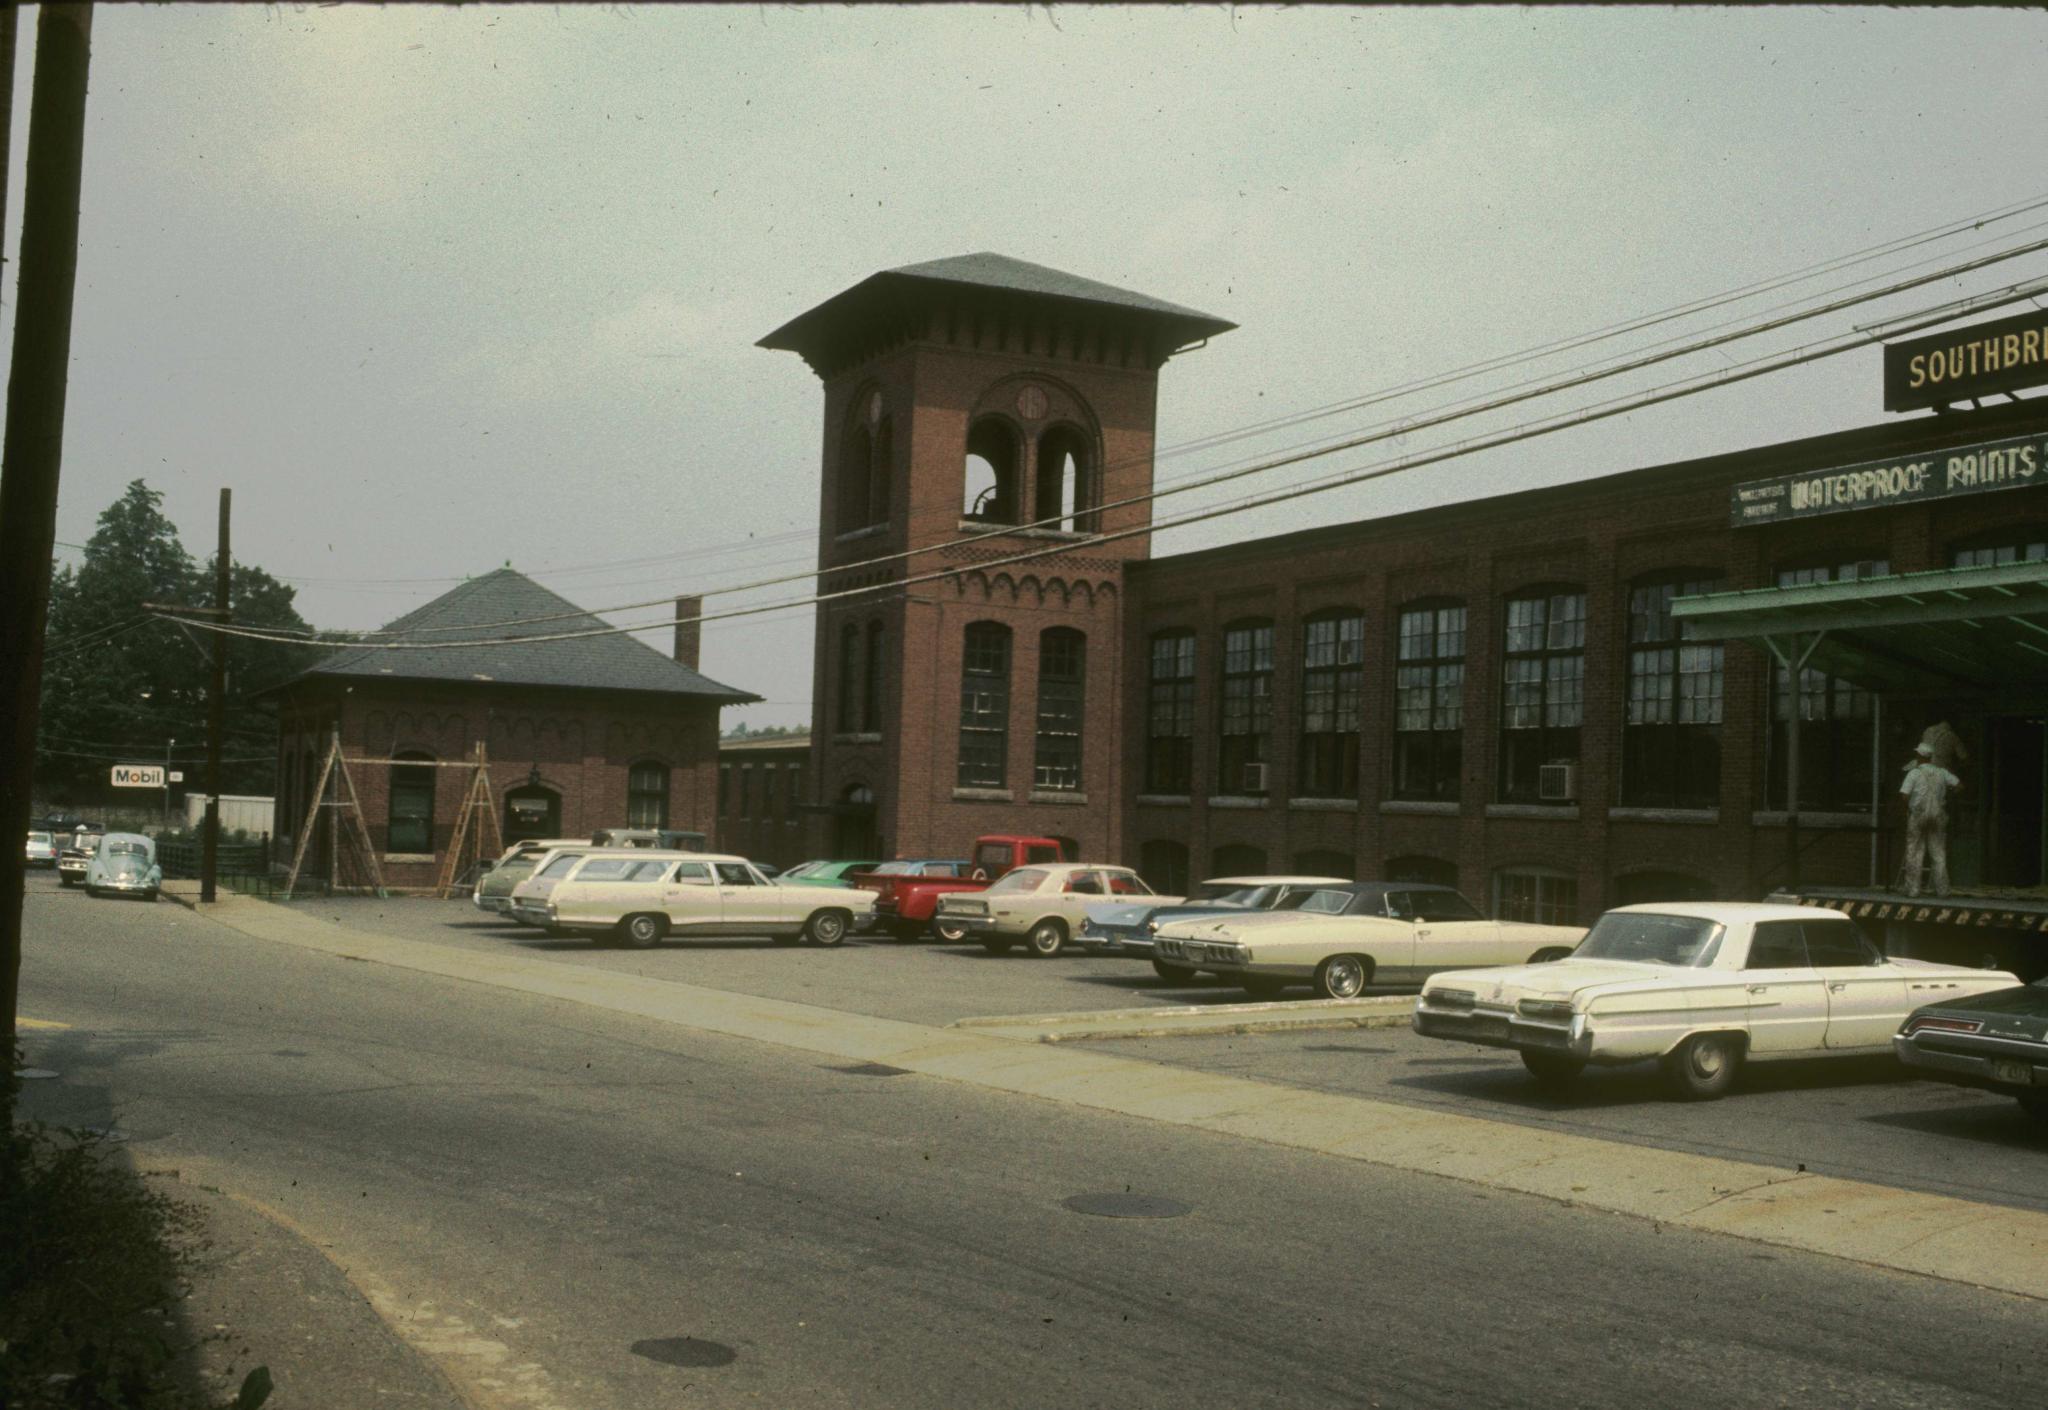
759,254,1233,862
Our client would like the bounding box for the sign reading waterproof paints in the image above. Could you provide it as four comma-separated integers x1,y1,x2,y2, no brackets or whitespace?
1883,309,2048,412
1730,432,2045,526
110,764,166,788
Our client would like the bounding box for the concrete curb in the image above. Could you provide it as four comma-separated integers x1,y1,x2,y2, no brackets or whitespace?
951,995,1415,1042
187,894,2048,1304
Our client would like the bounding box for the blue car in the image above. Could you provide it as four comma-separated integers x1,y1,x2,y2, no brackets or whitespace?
1081,873,1352,980
85,832,162,902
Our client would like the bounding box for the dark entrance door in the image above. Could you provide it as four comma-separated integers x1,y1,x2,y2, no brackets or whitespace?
831,784,878,860
1981,716,2045,888
505,786,561,844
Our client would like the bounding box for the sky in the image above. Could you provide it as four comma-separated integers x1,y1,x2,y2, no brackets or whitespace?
10,4,2048,729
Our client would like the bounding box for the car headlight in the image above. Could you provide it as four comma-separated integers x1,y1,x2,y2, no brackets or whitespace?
1145,919,1161,933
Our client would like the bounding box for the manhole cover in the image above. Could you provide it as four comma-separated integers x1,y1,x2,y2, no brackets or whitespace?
15,1068,59,1080
1062,1193,1191,1219
630,1337,736,1369
832,1062,909,1077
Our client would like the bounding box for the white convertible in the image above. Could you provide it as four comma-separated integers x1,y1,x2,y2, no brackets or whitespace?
1413,901,2022,1099
519,850,877,949
1151,882,1584,998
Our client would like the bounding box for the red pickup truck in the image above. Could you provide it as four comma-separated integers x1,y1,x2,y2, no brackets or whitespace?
857,835,1069,941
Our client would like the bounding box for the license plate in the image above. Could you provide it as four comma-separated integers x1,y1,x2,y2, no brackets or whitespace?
1993,1058,2035,1086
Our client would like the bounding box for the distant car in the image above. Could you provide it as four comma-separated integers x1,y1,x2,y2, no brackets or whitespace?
24,831,58,869
473,838,588,915
84,832,161,901
1413,902,2021,1100
778,859,882,888
936,863,1170,958
1894,979,2048,1124
1079,874,1352,978
1153,882,1584,998
531,851,878,949
589,827,709,850
56,832,101,887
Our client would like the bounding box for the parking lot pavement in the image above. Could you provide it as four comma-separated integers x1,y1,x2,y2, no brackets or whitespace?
1072,1025,2048,1215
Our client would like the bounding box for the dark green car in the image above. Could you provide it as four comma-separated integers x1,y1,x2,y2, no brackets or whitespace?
1893,979,2048,1124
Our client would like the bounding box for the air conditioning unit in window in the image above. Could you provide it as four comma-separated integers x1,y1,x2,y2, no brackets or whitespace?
1538,762,1578,802
1241,762,1269,794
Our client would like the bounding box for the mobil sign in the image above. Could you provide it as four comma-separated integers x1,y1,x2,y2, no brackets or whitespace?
110,764,167,788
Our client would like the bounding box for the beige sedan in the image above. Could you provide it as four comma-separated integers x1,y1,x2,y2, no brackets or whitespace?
936,863,1173,958
538,851,877,949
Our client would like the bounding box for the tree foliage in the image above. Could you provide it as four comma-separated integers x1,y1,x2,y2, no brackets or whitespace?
36,481,323,803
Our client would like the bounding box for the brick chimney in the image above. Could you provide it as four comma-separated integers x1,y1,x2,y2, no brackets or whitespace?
673,594,702,671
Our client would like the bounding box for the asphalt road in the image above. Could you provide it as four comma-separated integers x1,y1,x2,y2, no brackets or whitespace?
15,878,2046,1410
292,891,2048,1213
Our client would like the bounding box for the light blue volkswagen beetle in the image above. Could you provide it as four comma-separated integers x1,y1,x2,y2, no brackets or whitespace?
85,832,161,902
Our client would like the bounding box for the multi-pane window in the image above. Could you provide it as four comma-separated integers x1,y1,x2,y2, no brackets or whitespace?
1394,602,1465,800
1297,612,1364,798
862,621,885,733
836,623,860,734
958,622,1011,789
1496,868,1578,926
388,752,435,853
1499,590,1586,802
1144,631,1197,794
627,761,669,828
1769,561,1886,811
1217,621,1275,795
1033,628,1086,792
1622,575,1723,808
1952,535,2047,568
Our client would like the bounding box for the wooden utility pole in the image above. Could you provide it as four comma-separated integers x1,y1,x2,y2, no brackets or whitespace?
201,488,231,902
0,5,96,1073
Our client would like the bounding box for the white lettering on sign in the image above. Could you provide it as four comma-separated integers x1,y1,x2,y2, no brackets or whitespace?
110,764,167,788
1944,443,2037,491
1786,460,1930,514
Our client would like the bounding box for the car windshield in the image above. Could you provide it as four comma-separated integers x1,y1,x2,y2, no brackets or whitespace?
987,868,1048,895
872,862,917,875
1194,883,1271,906
780,862,822,879
29,833,51,844
1574,912,1724,967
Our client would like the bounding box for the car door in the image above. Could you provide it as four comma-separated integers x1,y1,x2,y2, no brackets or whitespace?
1807,918,1907,1049
1408,891,1506,974
1060,869,1108,928
714,862,783,932
661,862,721,932
1741,920,1830,1053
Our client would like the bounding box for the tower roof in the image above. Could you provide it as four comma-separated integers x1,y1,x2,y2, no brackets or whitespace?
267,568,759,703
759,252,1235,374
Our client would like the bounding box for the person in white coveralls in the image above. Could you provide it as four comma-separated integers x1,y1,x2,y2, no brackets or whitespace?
1898,741,1962,898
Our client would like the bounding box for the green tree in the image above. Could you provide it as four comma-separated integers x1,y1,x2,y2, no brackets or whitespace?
36,481,323,804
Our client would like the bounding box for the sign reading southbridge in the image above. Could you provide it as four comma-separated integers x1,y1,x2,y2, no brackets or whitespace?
1730,430,2045,527
1884,308,2048,412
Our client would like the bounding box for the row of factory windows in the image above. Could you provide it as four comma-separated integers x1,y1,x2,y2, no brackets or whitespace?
1143,536,2045,811
718,760,806,823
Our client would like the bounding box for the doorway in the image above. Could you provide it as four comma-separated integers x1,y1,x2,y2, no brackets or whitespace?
504,785,561,843
831,783,878,860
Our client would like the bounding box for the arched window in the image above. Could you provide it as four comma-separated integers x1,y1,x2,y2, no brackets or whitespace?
964,418,1022,524
836,622,861,734
869,415,894,528
1034,628,1085,792
1386,854,1458,889
1218,620,1275,795
1293,848,1355,880
1394,600,1466,801
1622,572,1723,809
839,422,873,534
1499,588,1585,803
958,622,1012,788
1144,631,1197,794
1613,870,1712,906
862,620,886,734
388,751,436,854
1211,843,1268,878
1951,530,2048,568
1140,839,1191,895
1297,610,1365,799
1494,866,1578,925
627,760,670,828
1034,424,1092,531
1768,559,1887,811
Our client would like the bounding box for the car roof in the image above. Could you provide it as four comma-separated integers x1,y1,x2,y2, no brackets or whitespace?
1201,875,1352,887
1036,862,1135,875
1607,901,1828,923
100,832,153,846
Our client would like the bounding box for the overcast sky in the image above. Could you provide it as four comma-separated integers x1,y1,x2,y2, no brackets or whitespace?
12,4,2048,728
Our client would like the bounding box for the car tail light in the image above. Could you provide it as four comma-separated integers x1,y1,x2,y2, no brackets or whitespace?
1903,1014,1983,1036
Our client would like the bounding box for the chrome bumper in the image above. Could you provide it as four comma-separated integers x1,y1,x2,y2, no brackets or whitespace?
1894,1033,2048,1091
1413,1005,1592,1056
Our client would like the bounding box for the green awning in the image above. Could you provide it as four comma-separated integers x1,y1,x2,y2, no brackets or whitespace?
1673,560,2048,693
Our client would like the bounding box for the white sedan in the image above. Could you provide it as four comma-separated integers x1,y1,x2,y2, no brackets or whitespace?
936,863,1174,958
1412,901,2022,1099
525,851,877,949
1151,883,1584,998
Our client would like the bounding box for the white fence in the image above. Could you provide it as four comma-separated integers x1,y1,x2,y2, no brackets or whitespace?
182,794,275,836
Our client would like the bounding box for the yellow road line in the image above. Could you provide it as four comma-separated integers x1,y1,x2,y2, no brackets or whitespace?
19,1017,70,1030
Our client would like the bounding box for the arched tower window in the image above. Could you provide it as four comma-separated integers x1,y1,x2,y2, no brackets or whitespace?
869,415,894,528
388,751,436,854
839,424,873,534
958,622,1012,788
964,418,1022,525
862,620,886,733
1034,424,1093,531
836,623,860,734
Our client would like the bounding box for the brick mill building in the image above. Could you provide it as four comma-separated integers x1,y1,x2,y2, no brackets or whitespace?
763,255,2048,971
264,568,756,890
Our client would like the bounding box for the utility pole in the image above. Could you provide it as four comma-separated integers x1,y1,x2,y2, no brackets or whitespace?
0,5,97,1076
163,736,176,828
201,488,230,902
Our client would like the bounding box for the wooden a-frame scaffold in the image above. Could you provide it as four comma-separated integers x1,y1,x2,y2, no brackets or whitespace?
282,736,505,900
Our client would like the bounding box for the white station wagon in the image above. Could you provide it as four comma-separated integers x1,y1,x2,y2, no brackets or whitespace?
521,850,877,949
1413,901,2022,1099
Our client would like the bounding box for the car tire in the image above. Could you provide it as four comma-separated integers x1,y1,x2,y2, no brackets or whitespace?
1025,920,1067,958
1240,975,1288,998
143,890,158,903
805,910,849,947
1530,947,1574,963
84,886,99,899
1661,1032,1743,1101
617,913,667,949
1520,1050,1586,1090
1151,959,1197,983
1313,954,1372,1000
935,920,970,943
